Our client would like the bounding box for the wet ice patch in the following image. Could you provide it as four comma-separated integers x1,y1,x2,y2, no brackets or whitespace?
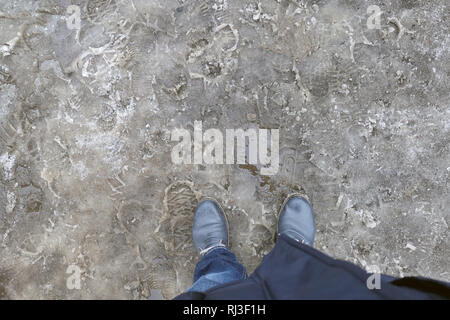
0,152,17,181
0,84,17,122
73,161,90,180
74,132,125,170
361,210,379,229
352,208,379,229
5,190,16,213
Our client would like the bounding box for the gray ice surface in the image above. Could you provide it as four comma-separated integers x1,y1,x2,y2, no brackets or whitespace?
0,0,448,299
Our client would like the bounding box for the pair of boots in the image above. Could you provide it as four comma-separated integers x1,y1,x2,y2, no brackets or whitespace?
193,195,315,256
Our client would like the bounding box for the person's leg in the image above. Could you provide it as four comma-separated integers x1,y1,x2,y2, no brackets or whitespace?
188,199,247,293
187,247,247,293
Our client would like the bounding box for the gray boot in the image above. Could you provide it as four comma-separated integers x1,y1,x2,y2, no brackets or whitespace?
192,199,229,256
277,194,315,246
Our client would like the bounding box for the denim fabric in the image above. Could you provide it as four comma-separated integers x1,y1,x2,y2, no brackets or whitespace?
187,247,247,293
